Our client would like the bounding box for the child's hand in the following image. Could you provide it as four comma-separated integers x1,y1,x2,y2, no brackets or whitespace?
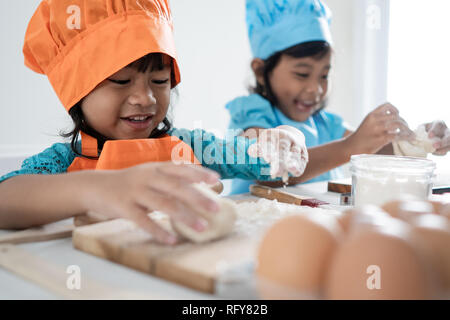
81,162,221,245
247,125,309,182
347,103,415,154
424,120,450,156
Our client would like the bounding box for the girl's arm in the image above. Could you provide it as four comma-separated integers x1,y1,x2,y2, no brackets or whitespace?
343,129,394,155
0,163,222,245
0,172,93,229
244,103,409,187
169,128,275,181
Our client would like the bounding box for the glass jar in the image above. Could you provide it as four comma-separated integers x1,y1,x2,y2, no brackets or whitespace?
350,154,436,206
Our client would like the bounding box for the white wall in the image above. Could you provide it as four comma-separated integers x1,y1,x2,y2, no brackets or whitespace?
171,0,251,136
388,0,450,128
0,1,70,154
324,0,358,127
172,0,358,133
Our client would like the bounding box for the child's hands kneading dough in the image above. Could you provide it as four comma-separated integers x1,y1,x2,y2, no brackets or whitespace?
169,126,310,244
170,183,237,243
425,120,450,156
82,162,221,245
247,125,309,183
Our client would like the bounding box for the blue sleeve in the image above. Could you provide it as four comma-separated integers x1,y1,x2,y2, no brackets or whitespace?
169,128,275,181
0,143,76,183
322,111,347,140
225,94,278,132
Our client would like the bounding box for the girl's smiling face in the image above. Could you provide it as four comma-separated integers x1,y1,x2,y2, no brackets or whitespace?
81,56,171,140
264,51,331,122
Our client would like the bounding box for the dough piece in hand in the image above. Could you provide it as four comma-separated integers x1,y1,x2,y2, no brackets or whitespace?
393,125,438,157
171,183,237,243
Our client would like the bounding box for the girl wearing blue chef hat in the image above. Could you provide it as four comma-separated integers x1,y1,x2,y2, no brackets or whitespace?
226,0,450,194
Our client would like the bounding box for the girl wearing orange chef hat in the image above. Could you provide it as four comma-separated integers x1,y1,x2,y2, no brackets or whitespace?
0,0,308,244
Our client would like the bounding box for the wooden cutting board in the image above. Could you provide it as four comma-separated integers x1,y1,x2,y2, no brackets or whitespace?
72,215,259,294
73,187,337,294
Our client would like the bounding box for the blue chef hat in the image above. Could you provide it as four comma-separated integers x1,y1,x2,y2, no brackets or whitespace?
246,0,333,60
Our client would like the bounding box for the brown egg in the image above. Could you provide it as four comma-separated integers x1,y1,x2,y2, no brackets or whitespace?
336,210,353,233
337,205,392,234
410,214,450,292
429,200,446,214
256,213,342,299
382,199,435,222
441,204,450,218
429,196,450,218
325,222,437,299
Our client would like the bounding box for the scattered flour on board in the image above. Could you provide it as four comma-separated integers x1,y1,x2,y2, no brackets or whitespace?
150,198,341,237
233,198,340,236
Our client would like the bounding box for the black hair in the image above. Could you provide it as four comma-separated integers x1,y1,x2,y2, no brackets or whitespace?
61,53,173,159
251,41,331,111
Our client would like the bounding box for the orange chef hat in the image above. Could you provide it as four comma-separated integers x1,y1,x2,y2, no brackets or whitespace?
23,0,181,112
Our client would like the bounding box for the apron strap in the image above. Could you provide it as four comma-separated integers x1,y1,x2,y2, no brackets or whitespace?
80,131,98,157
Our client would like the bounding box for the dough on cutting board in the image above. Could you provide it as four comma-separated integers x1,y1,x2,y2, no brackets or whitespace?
170,183,237,243
393,125,437,157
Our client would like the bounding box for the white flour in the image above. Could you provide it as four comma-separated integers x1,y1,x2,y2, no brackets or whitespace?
152,198,340,237
354,174,431,206
233,199,340,236
351,155,435,207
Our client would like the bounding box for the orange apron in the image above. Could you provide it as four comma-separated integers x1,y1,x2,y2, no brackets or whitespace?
68,132,200,172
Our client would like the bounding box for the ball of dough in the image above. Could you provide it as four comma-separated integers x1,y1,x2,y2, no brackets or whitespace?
170,183,237,243
209,181,224,194
393,125,437,158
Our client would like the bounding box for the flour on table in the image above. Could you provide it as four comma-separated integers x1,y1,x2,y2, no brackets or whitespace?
151,198,340,238
233,198,340,236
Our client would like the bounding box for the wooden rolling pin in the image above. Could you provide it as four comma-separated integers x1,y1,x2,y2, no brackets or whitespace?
250,185,329,208
0,224,74,245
